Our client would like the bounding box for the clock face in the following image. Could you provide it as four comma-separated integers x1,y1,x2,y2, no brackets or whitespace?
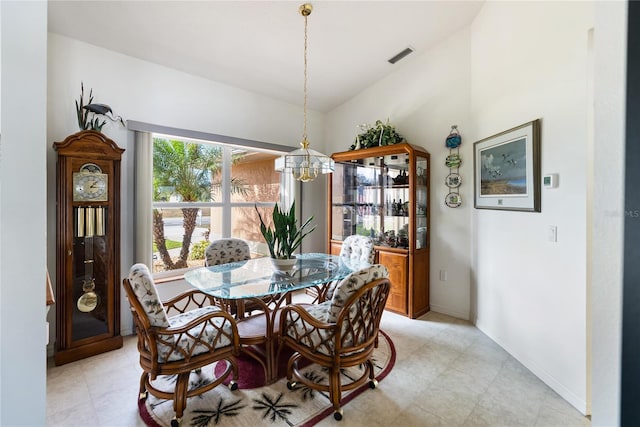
73,172,108,202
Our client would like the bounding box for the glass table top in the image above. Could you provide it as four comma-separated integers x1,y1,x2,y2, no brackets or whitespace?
184,253,368,300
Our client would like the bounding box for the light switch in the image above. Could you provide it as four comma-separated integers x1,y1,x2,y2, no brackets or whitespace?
548,225,557,242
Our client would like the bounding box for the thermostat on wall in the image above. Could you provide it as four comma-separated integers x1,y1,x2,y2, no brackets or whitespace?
543,174,558,188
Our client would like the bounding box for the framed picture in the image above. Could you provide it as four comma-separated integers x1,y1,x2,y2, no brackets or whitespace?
473,119,541,212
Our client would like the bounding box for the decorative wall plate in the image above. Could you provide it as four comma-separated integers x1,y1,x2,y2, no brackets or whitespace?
446,134,462,149
445,173,461,188
445,154,462,168
445,192,462,208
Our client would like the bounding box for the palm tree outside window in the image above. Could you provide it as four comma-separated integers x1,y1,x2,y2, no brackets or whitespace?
151,135,290,272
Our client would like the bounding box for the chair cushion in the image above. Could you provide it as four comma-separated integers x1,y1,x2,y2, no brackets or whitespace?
169,305,221,327
327,264,388,323
326,235,376,300
159,305,234,362
303,300,332,323
205,238,251,266
128,263,170,328
340,235,375,265
282,301,333,355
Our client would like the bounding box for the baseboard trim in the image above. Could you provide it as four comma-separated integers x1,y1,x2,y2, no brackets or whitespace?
430,303,470,321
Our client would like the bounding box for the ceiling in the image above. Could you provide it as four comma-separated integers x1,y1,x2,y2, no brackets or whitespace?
48,1,484,113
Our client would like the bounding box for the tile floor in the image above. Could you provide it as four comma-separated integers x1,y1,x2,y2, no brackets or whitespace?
46,308,591,426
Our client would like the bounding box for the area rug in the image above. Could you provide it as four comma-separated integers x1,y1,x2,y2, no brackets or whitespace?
139,331,395,426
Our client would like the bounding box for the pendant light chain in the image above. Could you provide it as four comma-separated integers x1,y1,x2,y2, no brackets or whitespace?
302,10,309,145
274,3,334,182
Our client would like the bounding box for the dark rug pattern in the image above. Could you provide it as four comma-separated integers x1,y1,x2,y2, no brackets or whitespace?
213,343,305,390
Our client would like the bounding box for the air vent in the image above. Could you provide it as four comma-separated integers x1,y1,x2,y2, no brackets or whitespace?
388,47,414,64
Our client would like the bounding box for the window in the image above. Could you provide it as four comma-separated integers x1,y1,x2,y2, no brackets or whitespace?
130,124,296,275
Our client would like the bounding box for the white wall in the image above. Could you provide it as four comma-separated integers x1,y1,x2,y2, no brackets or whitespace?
0,1,48,425
46,33,327,343
328,0,598,416
470,1,593,414
326,27,473,321
591,1,627,425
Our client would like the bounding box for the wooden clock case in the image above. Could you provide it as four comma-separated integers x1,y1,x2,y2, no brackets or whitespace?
53,130,124,365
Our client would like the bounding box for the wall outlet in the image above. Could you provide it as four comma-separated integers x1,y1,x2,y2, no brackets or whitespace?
439,270,448,281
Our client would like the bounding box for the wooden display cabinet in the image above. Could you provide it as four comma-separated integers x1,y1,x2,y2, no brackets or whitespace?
53,130,124,365
329,143,430,318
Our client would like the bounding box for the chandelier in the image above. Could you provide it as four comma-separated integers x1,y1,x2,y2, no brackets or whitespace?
276,3,334,182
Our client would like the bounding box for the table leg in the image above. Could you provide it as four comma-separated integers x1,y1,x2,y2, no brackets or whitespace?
235,296,279,385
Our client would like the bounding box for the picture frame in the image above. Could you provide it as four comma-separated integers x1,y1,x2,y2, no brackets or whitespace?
473,119,541,212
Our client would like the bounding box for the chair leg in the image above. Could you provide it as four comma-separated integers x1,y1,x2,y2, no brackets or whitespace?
366,360,378,388
329,367,343,420
286,352,297,381
138,372,149,400
228,357,239,390
231,357,239,381
286,352,302,387
172,372,190,425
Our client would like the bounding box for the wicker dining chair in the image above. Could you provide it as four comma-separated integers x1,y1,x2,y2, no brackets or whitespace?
123,263,240,427
279,264,391,421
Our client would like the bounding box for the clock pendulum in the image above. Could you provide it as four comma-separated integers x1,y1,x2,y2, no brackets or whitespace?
76,207,101,313
77,268,98,312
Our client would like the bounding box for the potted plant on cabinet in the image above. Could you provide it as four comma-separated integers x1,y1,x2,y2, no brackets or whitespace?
255,201,316,273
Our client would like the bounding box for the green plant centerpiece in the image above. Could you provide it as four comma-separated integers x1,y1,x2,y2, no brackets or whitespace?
351,119,406,150
255,201,315,273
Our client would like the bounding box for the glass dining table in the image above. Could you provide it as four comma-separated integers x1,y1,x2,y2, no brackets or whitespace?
183,252,367,384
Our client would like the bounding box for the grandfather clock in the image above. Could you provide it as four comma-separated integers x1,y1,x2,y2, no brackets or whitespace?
53,130,124,365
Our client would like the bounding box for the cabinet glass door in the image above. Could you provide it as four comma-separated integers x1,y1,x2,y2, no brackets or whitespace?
416,156,428,249
330,162,349,241
331,159,382,241
72,206,109,341
380,153,410,248
331,153,412,249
